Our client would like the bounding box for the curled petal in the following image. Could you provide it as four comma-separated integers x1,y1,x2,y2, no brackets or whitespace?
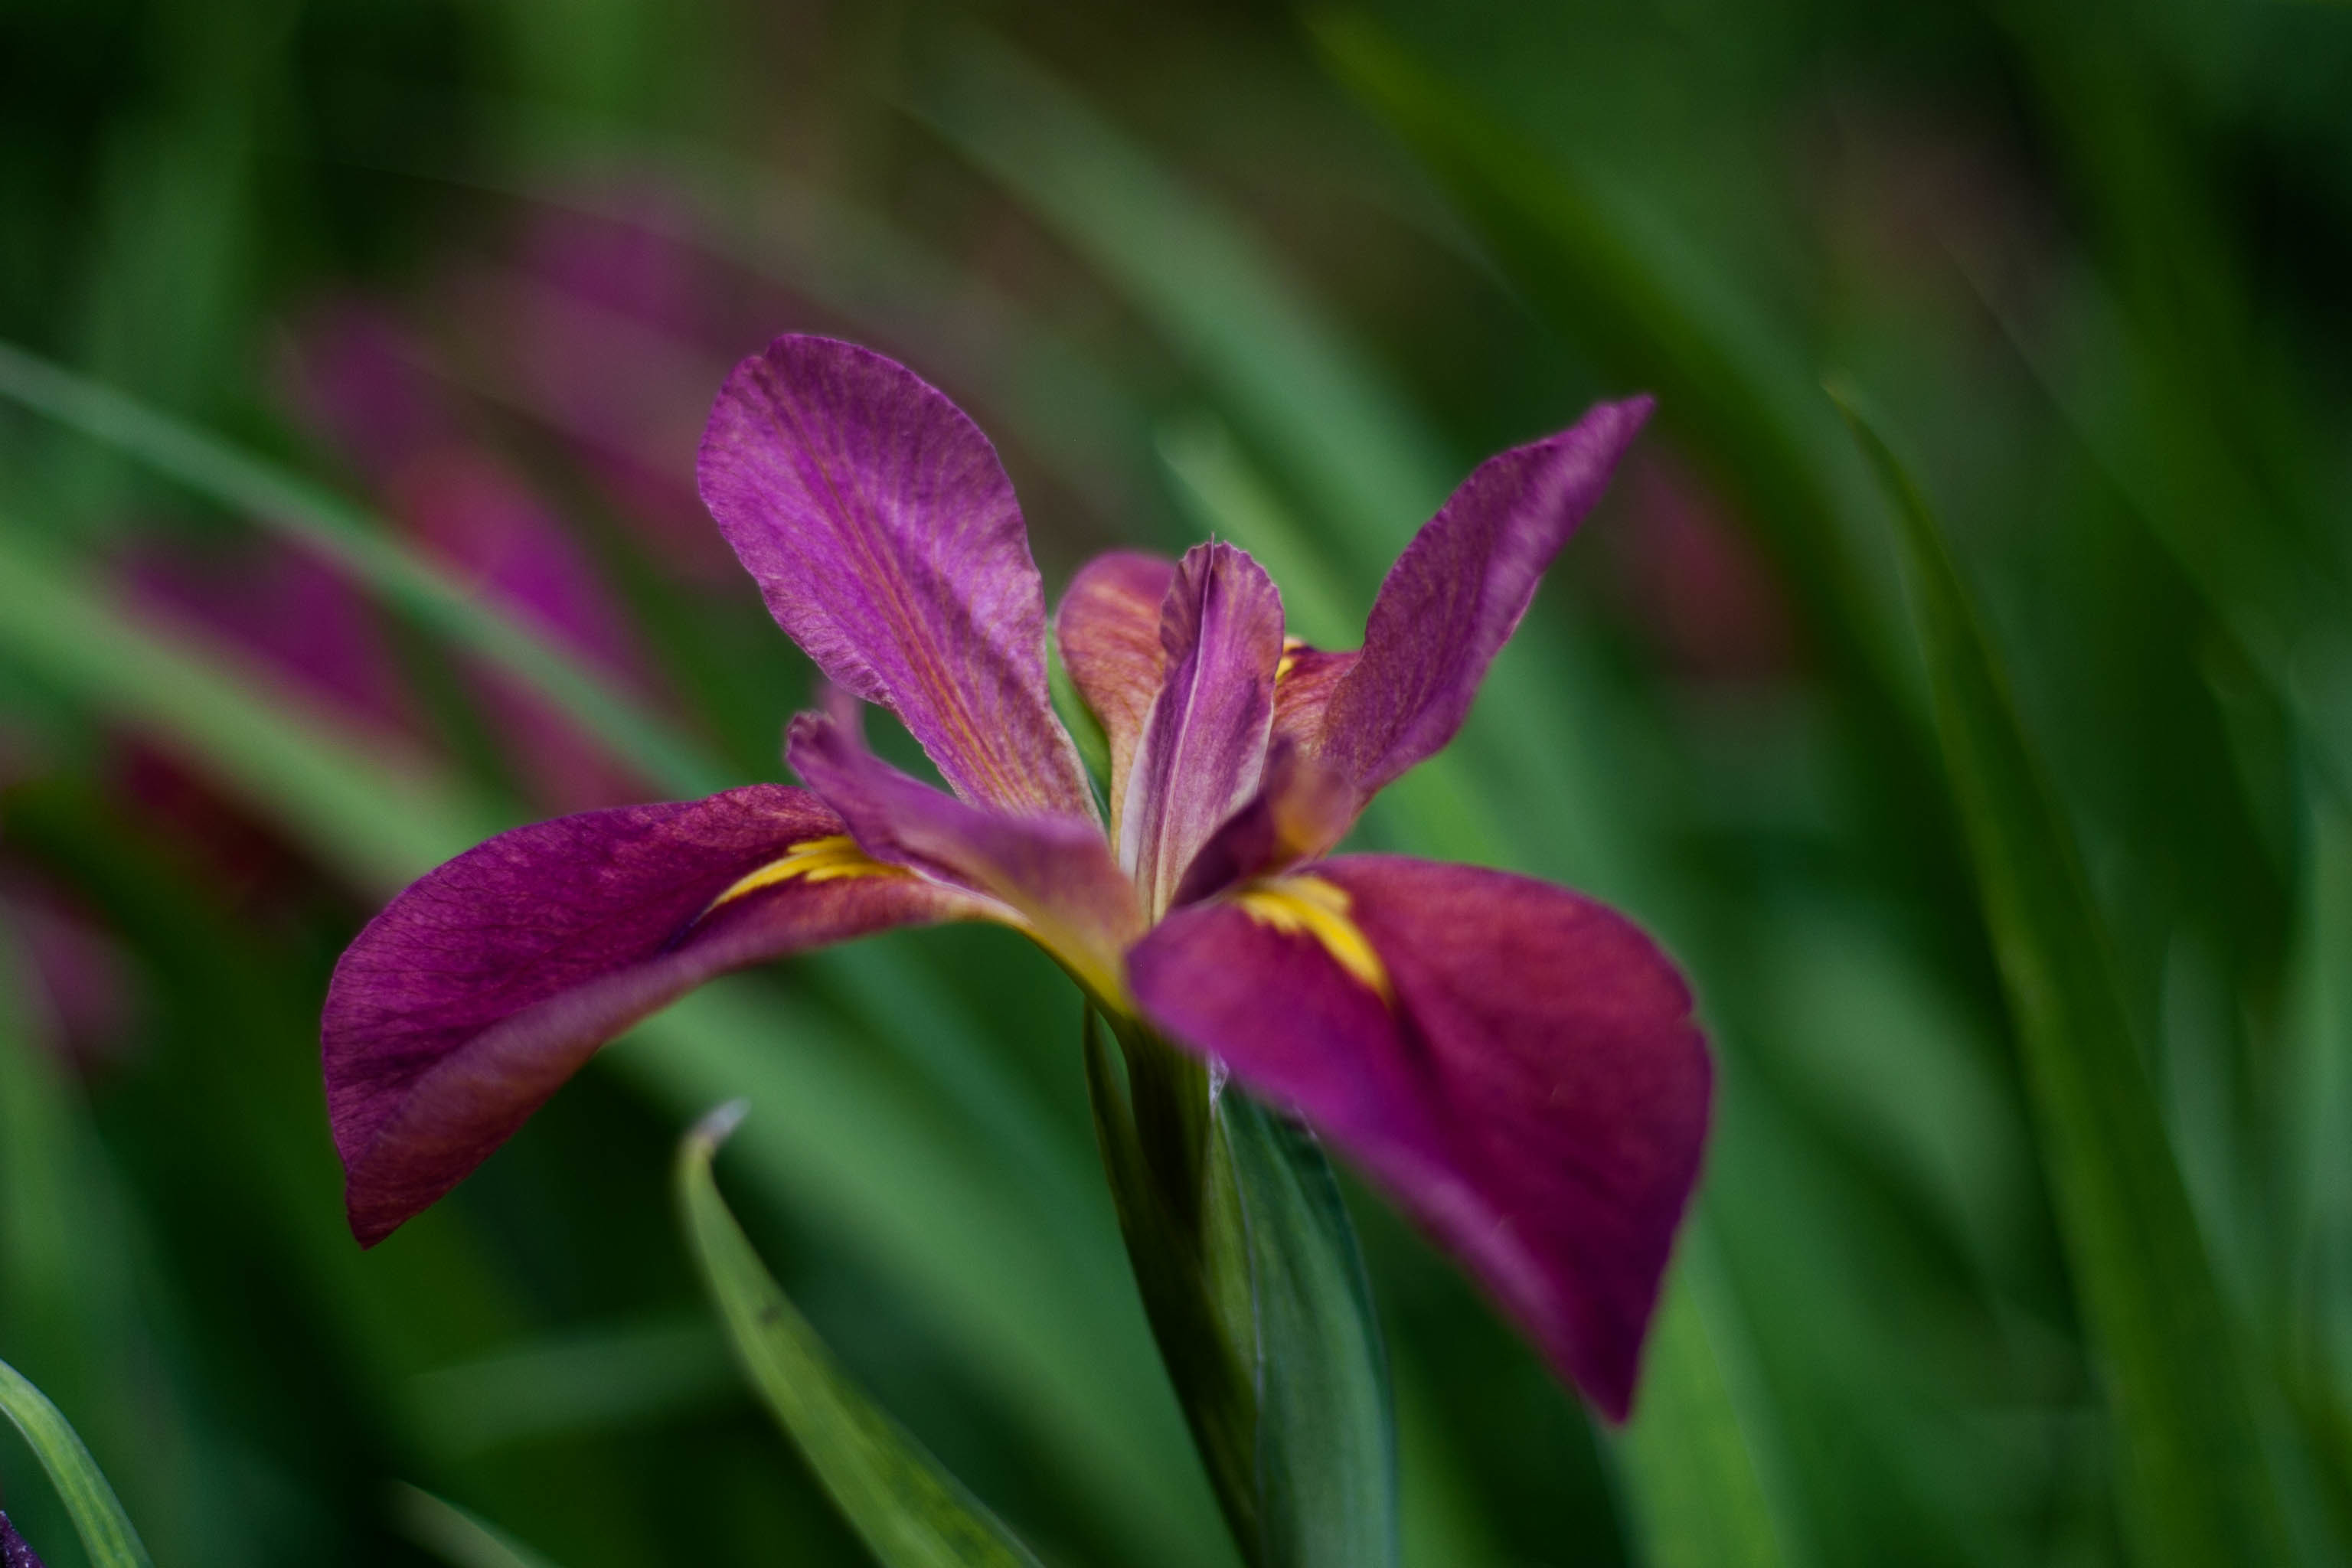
697,335,1093,816
1128,854,1710,1418
1120,543,1285,916
1317,399,1652,798
1056,550,1177,828
325,786,988,1244
788,710,1142,1005
1169,737,1356,906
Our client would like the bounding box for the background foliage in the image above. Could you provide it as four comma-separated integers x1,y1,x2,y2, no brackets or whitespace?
2,0,2348,1563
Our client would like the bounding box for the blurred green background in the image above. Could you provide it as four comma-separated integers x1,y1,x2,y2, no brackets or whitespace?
2,0,2349,1563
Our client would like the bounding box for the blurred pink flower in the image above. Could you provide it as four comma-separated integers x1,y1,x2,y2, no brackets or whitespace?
1612,452,1796,683
0,874,141,1073
282,299,665,812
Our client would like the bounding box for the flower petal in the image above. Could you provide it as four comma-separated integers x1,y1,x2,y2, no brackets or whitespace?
1269,642,1356,756
1127,854,1710,1418
1168,736,1355,907
1315,399,1652,799
787,710,1142,1005
1120,543,1286,916
1055,549,1176,832
325,786,987,1245
697,335,1093,816
1,1511,44,1568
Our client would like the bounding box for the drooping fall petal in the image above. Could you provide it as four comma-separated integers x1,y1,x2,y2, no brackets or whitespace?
1119,543,1286,916
787,709,1142,1005
697,335,1094,817
1054,549,1176,831
1128,854,1709,1419
1310,398,1652,802
325,786,990,1244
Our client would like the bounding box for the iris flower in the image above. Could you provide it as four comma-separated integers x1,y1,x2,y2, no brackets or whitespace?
324,335,1710,1417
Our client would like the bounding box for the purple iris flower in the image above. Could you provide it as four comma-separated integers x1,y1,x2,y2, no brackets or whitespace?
323,335,1710,1419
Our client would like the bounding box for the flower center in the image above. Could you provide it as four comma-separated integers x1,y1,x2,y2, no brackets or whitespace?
704,835,907,914
1231,874,1390,1001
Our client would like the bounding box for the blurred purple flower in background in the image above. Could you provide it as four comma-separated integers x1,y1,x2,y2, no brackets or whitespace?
321,335,1711,1419
0,873,141,1073
285,299,665,812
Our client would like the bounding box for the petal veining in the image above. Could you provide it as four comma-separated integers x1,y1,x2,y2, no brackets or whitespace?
323,786,989,1244
697,334,1093,816
788,708,1142,1006
1056,549,1177,831
1119,543,1286,916
1317,398,1652,799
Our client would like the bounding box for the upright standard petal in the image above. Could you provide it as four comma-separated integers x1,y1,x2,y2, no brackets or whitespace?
697,335,1093,817
1314,399,1652,799
1119,543,1285,917
325,786,990,1244
1128,855,1709,1419
1055,549,1176,832
787,710,1142,1006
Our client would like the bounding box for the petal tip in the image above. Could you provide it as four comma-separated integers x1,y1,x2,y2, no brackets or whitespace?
689,1096,752,1154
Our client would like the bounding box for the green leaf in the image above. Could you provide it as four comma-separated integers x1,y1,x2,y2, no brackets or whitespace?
1219,1093,1397,1568
1834,386,2292,1568
0,1357,154,1568
390,1485,568,1568
1619,1226,1795,1568
675,1102,1047,1568
1084,1012,1398,1568
0,338,728,799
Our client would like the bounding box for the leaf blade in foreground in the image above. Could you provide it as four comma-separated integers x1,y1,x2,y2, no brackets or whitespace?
676,1102,1047,1568
0,1358,154,1568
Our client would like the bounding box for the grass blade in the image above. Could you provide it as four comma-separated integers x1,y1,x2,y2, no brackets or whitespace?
906,26,1453,551
677,1102,1047,1568
0,338,727,799
390,1485,567,1568
1619,1227,1795,1568
0,1360,153,1568
1835,386,2291,1568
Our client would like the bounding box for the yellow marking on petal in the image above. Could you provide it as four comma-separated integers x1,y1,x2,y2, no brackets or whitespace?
1276,635,1307,683
705,835,906,913
1232,874,1391,1002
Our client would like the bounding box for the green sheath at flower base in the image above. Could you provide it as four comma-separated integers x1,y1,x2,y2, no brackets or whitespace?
1085,1012,1397,1568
